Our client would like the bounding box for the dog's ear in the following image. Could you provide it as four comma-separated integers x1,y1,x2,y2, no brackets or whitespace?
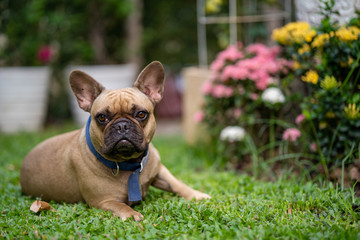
69,70,105,112
134,61,165,104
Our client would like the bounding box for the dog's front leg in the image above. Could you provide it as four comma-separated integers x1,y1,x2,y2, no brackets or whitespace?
97,199,144,221
152,164,211,200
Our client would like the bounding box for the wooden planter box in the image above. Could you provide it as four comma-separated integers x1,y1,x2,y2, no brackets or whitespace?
182,67,212,144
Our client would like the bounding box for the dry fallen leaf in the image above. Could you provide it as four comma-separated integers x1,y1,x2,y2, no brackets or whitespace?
30,200,51,213
288,203,293,215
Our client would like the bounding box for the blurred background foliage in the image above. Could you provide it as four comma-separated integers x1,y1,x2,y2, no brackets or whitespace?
0,0,131,66
0,0,286,122
142,0,199,72
0,0,282,70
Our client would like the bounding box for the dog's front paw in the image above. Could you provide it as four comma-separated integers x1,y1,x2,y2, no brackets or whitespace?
99,201,144,221
117,209,144,222
185,190,211,201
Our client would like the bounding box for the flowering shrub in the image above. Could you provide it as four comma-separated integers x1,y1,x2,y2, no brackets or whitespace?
272,5,360,167
199,43,299,166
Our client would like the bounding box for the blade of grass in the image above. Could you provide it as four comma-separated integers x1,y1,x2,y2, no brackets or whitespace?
341,144,355,191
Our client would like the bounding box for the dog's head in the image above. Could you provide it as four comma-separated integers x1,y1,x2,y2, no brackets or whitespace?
70,61,165,161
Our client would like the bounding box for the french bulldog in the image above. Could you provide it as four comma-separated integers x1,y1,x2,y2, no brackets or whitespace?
20,61,211,221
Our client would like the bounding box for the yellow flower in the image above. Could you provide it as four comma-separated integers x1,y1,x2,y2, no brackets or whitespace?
271,28,289,45
298,44,310,55
344,103,360,119
305,29,317,42
319,122,327,129
335,26,360,42
320,75,339,90
301,70,319,84
325,112,336,118
206,0,223,13
341,57,355,67
311,33,331,48
293,61,301,70
272,22,314,45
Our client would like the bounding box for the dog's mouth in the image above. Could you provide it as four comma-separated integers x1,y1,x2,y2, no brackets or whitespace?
101,118,147,159
102,137,146,160
113,138,139,158
101,137,139,159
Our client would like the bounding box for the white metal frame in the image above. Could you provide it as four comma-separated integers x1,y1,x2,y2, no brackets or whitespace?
197,0,293,67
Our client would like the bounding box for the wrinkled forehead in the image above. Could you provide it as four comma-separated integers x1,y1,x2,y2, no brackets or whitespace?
92,88,153,114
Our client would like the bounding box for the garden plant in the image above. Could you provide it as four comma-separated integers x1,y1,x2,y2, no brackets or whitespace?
199,0,360,186
197,42,302,175
272,1,360,180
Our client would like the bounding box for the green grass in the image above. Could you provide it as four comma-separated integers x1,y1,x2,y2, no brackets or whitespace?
1,125,360,239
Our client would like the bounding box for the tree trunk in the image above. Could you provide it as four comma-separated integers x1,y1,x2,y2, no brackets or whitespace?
125,0,143,70
89,1,107,64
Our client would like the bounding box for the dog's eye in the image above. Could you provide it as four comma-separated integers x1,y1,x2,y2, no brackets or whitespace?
136,111,148,120
96,114,108,123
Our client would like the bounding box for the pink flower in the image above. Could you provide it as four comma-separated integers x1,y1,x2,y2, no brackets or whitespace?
223,86,234,97
250,93,259,101
212,84,234,98
246,43,270,56
238,86,245,94
264,61,279,74
210,58,225,72
37,45,55,64
212,85,224,98
234,67,249,80
246,44,281,60
255,76,269,90
310,142,317,152
276,59,293,74
221,65,237,81
220,65,249,81
194,111,204,123
269,45,281,57
233,108,243,118
237,59,255,71
282,128,301,142
202,81,213,95
208,42,292,94
295,114,305,125
217,45,244,62
211,45,244,73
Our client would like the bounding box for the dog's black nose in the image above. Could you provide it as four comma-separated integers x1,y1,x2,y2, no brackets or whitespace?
116,121,130,134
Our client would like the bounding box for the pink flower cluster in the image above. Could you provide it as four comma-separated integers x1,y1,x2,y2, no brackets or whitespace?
282,128,301,142
202,81,234,98
295,114,305,125
207,43,293,93
210,45,244,72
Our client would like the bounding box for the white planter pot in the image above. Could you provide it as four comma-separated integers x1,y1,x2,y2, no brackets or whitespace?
0,66,50,133
66,64,138,126
295,0,360,26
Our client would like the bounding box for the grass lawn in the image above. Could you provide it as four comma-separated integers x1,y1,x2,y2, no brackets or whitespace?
1,124,360,239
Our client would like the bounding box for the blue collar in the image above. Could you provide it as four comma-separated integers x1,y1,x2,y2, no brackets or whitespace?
85,116,148,202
